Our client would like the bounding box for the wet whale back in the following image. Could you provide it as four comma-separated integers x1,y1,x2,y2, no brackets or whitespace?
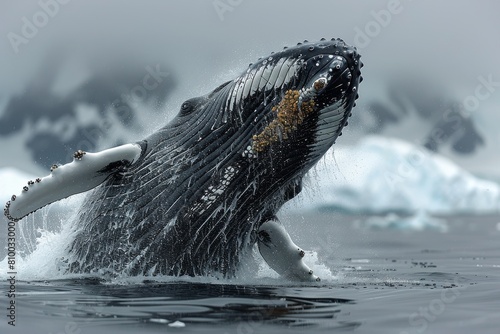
68,80,278,276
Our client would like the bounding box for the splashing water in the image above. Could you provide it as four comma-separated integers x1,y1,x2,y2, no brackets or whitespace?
1,174,336,283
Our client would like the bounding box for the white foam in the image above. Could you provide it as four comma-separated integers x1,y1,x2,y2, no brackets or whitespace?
0,165,334,283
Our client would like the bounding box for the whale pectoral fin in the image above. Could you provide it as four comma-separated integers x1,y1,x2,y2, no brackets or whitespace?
257,218,320,282
4,143,144,222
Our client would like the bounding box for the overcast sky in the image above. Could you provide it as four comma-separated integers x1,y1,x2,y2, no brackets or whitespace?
1,0,499,175
2,1,499,93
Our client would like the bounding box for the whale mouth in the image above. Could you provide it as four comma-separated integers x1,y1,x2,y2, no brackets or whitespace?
301,53,360,160
244,40,362,160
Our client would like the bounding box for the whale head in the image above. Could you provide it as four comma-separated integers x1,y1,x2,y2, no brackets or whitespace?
169,38,362,173
227,38,363,189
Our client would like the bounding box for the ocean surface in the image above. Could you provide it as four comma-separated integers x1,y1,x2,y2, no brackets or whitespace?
1,211,499,333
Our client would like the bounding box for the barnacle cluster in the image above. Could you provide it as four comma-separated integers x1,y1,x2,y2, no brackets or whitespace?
252,89,315,152
73,150,86,160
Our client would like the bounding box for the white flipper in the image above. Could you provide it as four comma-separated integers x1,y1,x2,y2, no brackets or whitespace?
4,143,143,222
258,219,320,282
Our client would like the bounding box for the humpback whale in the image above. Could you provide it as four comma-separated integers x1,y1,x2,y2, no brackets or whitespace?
4,39,362,281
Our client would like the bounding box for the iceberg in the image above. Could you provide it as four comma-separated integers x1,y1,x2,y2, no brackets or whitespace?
352,211,449,233
295,136,500,215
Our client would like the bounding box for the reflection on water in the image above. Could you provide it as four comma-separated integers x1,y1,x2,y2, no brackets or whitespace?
14,279,360,331
3,214,498,333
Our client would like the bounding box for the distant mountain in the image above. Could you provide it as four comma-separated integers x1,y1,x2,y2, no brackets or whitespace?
352,77,484,155
0,54,176,169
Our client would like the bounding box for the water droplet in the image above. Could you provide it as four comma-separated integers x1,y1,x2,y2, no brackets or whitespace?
352,87,357,92
262,60,267,65
308,46,314,51
315,62,320,66
328,55,334,59
268,57,273,61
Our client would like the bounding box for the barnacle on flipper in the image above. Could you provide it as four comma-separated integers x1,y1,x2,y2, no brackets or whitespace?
252,89,315,152
73,150,86,160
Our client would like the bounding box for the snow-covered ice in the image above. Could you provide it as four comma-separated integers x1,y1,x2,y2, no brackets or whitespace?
294,136,500,215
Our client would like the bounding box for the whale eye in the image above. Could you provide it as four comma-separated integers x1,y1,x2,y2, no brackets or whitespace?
179,95,211,117
179,100,195,116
